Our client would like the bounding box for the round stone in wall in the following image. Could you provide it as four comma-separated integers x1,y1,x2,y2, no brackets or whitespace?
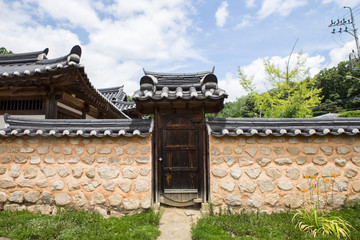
0,179,16,189
327,193,346,208
302,147,318,155
277,181,293,191
245,168,262,179
90,192,106,205
41,167,56,177
312,157,328,166
335,158,347,167
24,168,38,179
123,198,140,210
104,182,116,192
239,156,254,166
274,158,292,165
221,182,235,192
353,180,360,192
224,157,236,166
265,193,280,206
322,166,341,178
302,166,319,177
50,180,64,191
337,147,351,155
135,180,150,193
72,168,84,178
9,165,21,178
98,167,120,180
238,181,256,193
230,169,242,179
247,194,262,208
211,168,228,178
24,191,40,203
109,194,122,207
351,156,360,166
72,192,87,207
57,167,70,178
258,179,274,192
55,193,71,206
257,158,271,167
266,168,281,179
284,194,303,208
118,179,132,193
286,167,300,180
225,195,242,206
9,191,24,203
122,167,138,179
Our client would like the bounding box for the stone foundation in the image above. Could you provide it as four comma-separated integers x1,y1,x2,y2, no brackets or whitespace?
209,135,360,213
0,136,151,217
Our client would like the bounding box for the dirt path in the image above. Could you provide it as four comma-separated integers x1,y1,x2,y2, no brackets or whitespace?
157,207,202,240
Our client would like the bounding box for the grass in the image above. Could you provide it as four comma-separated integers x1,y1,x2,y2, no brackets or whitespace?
0,208,161,240
192,205,360,240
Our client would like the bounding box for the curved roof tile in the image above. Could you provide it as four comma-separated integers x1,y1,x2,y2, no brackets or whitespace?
1,114,152,138
207,117,360,137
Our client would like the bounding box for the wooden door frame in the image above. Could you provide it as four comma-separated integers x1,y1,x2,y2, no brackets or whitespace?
152,107,209,206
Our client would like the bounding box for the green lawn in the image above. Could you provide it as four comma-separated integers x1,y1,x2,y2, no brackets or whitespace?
192,206,360,240
0,208,161,240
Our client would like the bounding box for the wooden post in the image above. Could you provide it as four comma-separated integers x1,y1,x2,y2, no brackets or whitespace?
45,87,57,119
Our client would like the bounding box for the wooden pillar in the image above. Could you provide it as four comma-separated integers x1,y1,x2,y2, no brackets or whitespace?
45,87,57,119
82,103,89,119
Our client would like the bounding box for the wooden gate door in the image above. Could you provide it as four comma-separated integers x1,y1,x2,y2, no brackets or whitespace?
157,113,203,206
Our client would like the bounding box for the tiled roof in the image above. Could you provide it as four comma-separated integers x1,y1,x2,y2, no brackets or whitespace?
0,46,129,119
207,117,360,137
132,69,227,101
0,46,80,77
0,114,152,137
98,86,136,112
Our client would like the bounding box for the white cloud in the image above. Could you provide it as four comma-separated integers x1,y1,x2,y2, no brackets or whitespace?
257,0,307,19
322,0,360,7
328,40,356,67
1,0,205,96
215,1,229,27
220,53,326,101
236,15,253,28
245,0,256,7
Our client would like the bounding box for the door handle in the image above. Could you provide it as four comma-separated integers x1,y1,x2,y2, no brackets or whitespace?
159,157,163,162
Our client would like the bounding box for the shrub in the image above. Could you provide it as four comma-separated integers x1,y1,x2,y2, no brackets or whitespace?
292,205,353,239
338,110,360,117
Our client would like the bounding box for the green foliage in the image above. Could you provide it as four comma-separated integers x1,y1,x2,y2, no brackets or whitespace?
0,208,161,240
338,110,360,117
0,47,13,55
292,206,353,239
239,53,322,118
314,61,360,115
215,95,258,118
192,206,360,240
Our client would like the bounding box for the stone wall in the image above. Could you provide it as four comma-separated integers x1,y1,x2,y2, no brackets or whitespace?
0,135,152,217
209,135,360,213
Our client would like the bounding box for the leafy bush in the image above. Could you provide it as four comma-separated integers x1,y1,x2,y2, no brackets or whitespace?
0,208,161,240
338,110,360,117
292,206,353,239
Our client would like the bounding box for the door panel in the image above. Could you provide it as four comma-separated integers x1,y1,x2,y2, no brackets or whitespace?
158,114,202,206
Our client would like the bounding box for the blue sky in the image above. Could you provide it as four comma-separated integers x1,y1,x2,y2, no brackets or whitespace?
1,0,360,101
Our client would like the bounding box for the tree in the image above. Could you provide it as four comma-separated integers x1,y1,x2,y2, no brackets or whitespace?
239,53,322,118
216,95,258,118
0,47,13,55
313,61,360,115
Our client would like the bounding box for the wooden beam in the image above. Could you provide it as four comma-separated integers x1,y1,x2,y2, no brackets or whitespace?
45,87,57,119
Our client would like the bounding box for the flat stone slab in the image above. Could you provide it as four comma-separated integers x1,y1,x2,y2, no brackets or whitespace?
157,207,201,240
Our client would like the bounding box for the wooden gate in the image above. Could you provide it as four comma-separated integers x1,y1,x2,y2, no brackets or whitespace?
156,113,205,206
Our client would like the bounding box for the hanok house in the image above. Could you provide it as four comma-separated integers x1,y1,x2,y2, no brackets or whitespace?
0,45,137,128
0,46,360,216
